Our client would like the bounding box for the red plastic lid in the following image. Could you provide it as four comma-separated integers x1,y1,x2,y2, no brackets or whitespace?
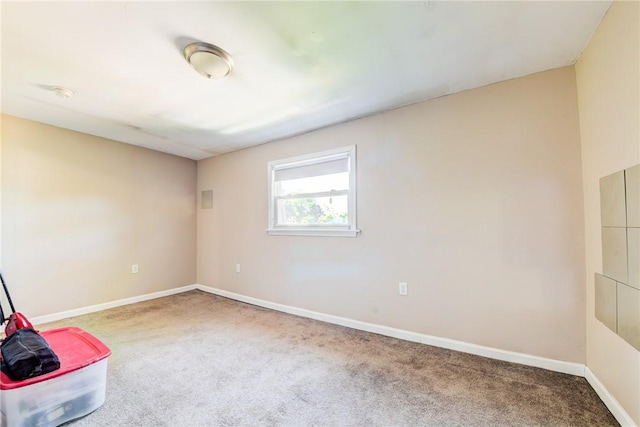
0,326,111,390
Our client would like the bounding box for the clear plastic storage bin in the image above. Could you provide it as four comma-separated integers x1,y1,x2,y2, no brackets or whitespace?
1,327,111,427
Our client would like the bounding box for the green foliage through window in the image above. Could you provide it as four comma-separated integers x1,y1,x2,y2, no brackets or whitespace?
281,196,348,225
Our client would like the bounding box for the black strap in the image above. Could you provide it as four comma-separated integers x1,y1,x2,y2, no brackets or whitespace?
0,269,16,313
0,269,16,327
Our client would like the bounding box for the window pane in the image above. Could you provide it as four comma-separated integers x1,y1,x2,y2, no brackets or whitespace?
277,195,348,226
276,172,349,196
267,145,357,236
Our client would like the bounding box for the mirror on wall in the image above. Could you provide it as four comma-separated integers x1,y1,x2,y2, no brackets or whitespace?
595,164,640,351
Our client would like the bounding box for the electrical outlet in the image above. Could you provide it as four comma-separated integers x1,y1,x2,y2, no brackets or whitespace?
398,282,408,296
236,264,241,273
132,264,139,274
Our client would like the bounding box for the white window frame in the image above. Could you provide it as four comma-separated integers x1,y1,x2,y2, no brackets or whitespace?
267,145,359,237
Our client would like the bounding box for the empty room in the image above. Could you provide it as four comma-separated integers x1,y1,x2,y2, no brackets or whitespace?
0,1,639,426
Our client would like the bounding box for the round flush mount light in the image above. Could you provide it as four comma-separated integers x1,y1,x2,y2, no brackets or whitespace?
184,42,233,79
52,86,74,98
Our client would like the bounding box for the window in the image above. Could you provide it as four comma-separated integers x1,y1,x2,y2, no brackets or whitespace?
267,145,359,237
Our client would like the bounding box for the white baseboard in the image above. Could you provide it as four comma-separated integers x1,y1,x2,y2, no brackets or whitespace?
585,367,637,427
30,284,198,325
195,284,584,376
199,285,637,425
28,283,635,426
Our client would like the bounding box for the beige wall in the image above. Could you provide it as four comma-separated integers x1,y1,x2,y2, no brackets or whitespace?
1,115,197,317
198,66,586,363
0,117,3,268
576,1,640,424
2,9,634,416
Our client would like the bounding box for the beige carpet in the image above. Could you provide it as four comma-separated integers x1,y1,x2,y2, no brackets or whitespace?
41,290,617,426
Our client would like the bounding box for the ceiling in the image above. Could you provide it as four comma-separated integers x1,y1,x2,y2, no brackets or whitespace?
1,1,611,160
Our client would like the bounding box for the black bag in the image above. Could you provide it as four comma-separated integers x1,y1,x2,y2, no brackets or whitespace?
1,328,60,381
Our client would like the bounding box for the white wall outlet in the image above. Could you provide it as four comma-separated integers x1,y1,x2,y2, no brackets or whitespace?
236,263,241,273
398,282,408,296
132,264,139,274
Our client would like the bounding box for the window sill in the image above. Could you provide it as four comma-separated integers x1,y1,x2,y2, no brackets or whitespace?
266,228,360,237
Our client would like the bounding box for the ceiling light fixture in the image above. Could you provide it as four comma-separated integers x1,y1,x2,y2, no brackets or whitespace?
52,86,74,98
184,42,233,79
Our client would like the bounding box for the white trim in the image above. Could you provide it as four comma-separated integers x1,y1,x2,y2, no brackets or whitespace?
30,285,197,325
195,284,584,376
267,145,358,237
28,282,636,426
585,367,637,427
266,228,360,237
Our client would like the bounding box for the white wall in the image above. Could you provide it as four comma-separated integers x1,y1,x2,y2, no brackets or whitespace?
1,115,197,317
576,1,640,423
198,66,586,363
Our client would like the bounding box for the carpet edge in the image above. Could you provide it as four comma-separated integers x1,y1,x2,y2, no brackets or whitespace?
30,284,198,324
29,283,635,426
196,284,583,375
585,367,638,427
200,284,636,426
